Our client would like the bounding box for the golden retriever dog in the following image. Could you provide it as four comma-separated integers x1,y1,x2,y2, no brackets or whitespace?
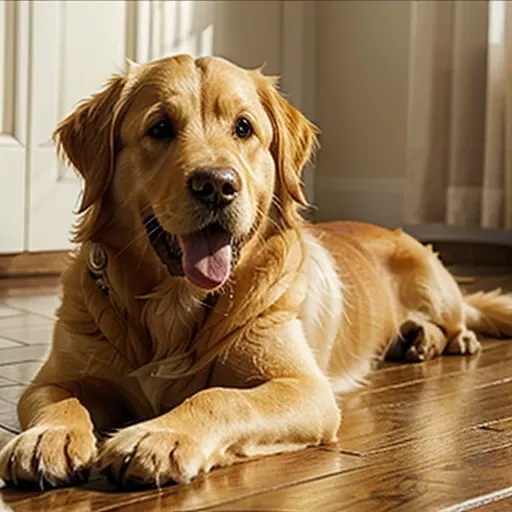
1,54,511,490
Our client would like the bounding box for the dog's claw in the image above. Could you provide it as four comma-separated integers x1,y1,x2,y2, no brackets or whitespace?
37,471,46,491
118,453,134,487
8,451,18,487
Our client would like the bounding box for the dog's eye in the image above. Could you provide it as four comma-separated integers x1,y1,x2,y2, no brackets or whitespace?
147,120,174,141
234,117,253,140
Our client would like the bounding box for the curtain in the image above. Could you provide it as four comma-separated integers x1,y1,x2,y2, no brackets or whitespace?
404,0,512,230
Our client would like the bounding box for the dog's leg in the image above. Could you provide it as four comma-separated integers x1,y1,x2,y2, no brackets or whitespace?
392,234,482,361
0,384,97,488
99,317,340,488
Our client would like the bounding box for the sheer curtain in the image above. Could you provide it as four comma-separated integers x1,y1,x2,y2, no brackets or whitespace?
404,0,512,231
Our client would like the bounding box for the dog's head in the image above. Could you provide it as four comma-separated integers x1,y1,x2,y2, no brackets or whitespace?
54,55,318,292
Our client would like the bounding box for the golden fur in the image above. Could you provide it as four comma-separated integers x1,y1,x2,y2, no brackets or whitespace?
1,55,511,489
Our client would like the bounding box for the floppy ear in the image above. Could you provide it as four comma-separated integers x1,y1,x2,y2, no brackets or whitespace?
52,74,126,213
256,75,319,225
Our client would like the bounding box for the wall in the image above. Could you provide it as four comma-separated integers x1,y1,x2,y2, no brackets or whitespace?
313,0,412,227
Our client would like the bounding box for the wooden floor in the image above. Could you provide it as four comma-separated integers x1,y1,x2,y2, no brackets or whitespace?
0,275,511,511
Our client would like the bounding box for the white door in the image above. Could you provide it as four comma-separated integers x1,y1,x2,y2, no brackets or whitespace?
0,1,29,253
27,0,129,251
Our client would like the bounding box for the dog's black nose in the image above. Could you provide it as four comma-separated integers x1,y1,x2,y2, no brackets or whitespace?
188,168,241,206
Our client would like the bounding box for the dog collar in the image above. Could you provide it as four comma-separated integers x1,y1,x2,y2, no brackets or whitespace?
87,243,110,295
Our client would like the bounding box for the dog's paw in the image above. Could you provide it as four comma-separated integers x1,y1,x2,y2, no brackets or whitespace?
445,329,481,355
99,425,209,488
387,319,446,363
0,426,97,489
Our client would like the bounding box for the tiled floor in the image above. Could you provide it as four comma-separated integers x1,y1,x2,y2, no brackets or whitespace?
0,275,511,511
0,277,59,437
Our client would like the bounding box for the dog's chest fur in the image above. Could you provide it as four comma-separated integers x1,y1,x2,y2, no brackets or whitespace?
131,279,213,414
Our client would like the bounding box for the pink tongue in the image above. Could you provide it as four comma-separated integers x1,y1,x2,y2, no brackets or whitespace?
179,228,232,290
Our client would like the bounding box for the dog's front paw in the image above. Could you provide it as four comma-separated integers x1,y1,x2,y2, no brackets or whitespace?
0,426,97,489
99,424,210,488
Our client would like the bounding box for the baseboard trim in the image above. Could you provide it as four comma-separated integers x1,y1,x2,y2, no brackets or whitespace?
0,251,70,278
404,223,512,246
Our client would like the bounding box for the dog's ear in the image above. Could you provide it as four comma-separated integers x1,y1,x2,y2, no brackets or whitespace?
53,74,127,213
256,75,319,225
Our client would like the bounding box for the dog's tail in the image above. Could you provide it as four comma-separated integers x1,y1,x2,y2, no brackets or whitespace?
464,289,512,337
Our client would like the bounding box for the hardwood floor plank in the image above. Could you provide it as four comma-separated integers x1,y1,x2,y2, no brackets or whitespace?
0,449,364,512
443,489,512,512
334,355,512,455
212,437,512,512
478,417,512,433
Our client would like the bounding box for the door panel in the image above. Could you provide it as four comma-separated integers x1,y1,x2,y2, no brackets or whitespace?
27,1,128,251
0,1,29,253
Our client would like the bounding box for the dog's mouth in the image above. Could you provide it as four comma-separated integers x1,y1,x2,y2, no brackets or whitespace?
144,215,240,291
179,224,234,290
